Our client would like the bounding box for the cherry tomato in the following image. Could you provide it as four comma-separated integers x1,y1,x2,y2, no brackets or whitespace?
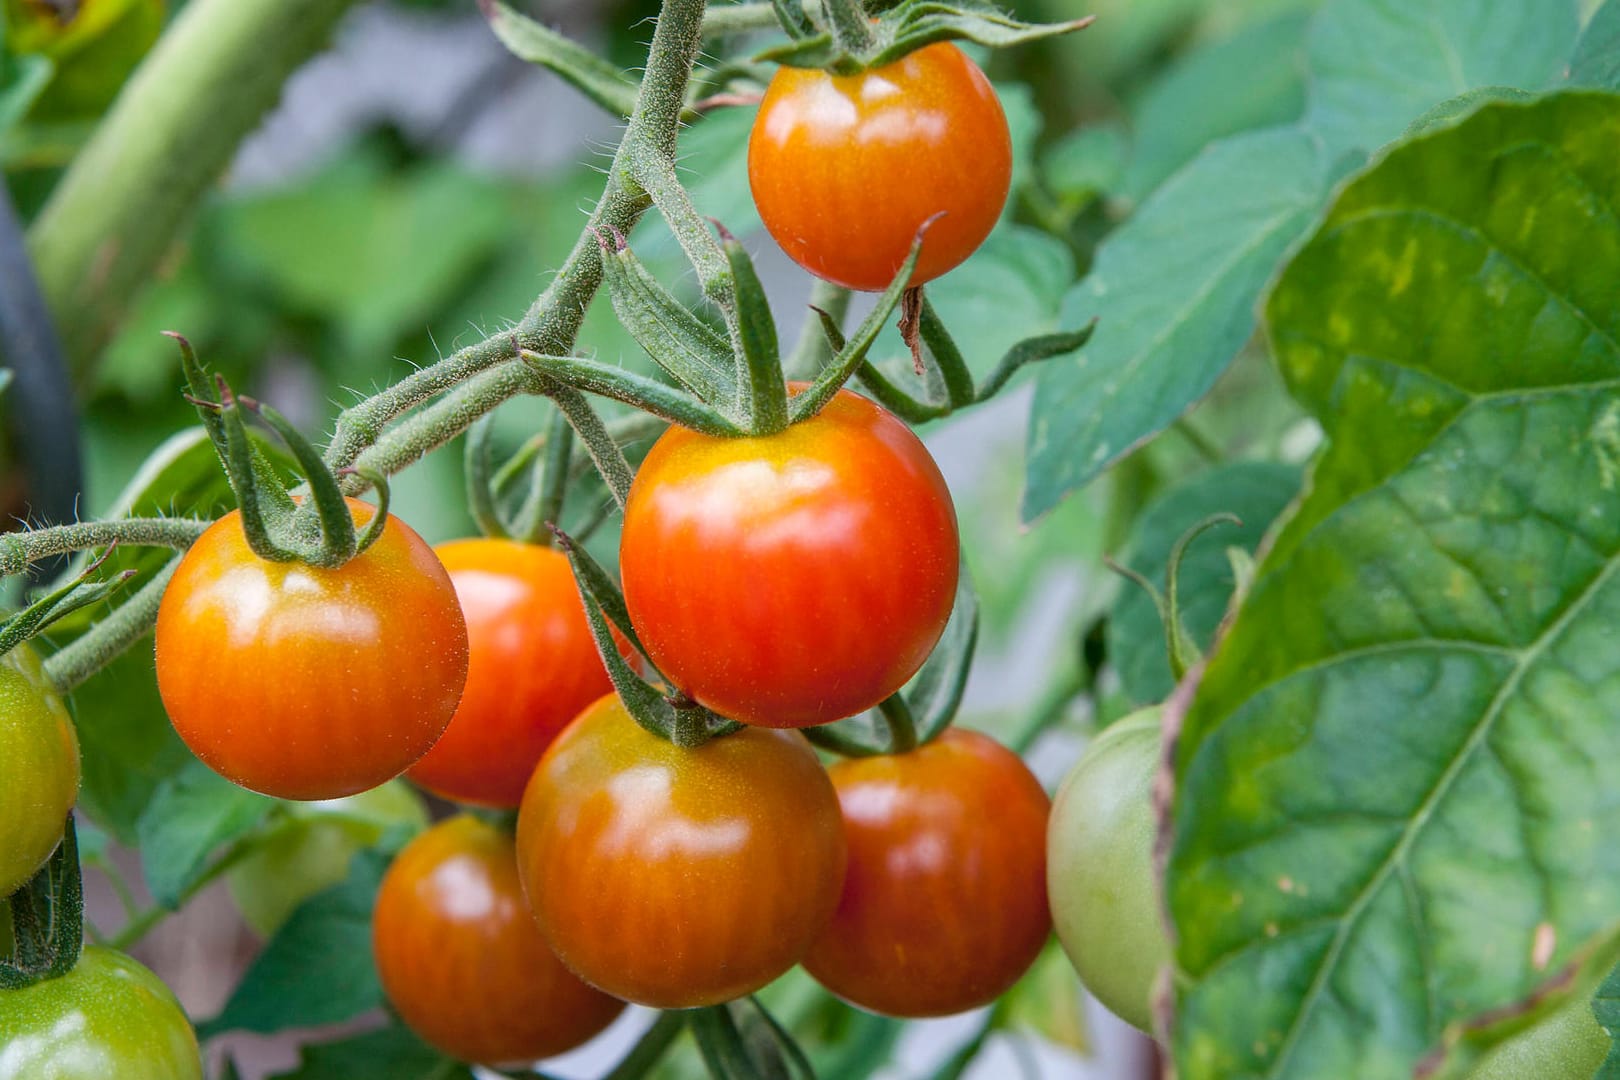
374,815,624,1065
154,498,468,801
0,946,202,1080
0,644,79,898
406,539,612,807
515,694,847,1009
619,387,958,729
1047,707,1169,1032
748,42,1011,291
226,780,429,936
802,727,1051,1018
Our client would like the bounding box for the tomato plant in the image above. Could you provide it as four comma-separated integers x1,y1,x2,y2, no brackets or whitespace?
373,814,625,1065
0,946,202,1080
1047,707,1167,1033
153,497,469,801
620,386,958,729
405,539,612,807
748,42,1011,291
515,693,847,1008
1462,994,1610,1080
801,728,1050,1018
0,644,78,898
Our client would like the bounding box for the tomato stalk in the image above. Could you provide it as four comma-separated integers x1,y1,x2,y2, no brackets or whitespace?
0,518,206,576
1106,512,1241,683
42,560,178,693
821,0,878,62
786,281,852,379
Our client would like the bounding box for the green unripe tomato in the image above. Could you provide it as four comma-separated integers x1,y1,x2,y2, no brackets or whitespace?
1464,993,1610,1080
0,645,80,899
0,946,202,1080
225,780,429,936
1047,706,1168,1032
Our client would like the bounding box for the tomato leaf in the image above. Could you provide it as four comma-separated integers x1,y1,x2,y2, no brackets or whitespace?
1109,461,1301,707
1118,12,1310,202
266,1022,476,1080
1572,0,1620,91
1596,961,1620,1078
1025,126,1340,521
199,846,394,1039
1302,0,1578,160
1167,90,1620,1080
480,0,640,118
136,760,276,910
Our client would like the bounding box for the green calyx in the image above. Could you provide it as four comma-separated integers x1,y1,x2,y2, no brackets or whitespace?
176,334,389,569
760,0,1095,75
0,818,84,991
0,548,134,664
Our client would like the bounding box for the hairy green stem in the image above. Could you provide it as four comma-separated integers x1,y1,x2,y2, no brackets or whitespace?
636,159,734,307
823,0,876,55
700,1,823,36
545,384,637,510
28,0,362,377
0,519,208,577
44,560,178,693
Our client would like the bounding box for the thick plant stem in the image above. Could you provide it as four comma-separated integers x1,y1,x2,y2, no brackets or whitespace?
0,519,208,576
28,0,361,378
700,2,822,36
44,559,178,693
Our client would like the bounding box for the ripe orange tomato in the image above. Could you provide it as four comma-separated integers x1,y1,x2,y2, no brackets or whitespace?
373,815,624,1065
515,694,847,1009
619,387,958,729
748,42,1011,291
803,728,1052,1018
406,540,612,808
154,498,468,801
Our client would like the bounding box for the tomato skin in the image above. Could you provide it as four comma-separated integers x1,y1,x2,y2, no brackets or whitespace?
515,694,847,1009
619,387,958,729
154,498,469,801
0,946,202,1080
0,645,79,898
406,540,612,808
748,42,1011,291
1047,707,1169,1032
373,815,624,1065
802,728,1052,1018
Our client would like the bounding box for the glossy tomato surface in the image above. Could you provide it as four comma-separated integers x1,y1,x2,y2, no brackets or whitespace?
374,815,624,1065
516,694,847,1009
1047,707,1169,1032
748,42,1011,291
803,727,1051,1018
407,539,612,807
0,644,79,898
0,946,202,1080
154,498,468,801
620,387,958,729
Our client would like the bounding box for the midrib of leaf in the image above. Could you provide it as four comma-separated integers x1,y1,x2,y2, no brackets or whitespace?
1261,538,1620,1078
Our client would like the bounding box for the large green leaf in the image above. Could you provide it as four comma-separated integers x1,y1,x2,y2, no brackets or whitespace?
1573,0,1620,90
1025,126,1338,521
1303,0,1579,158
1109,461,1301,707
1168,91,1620,1080
268,1024,475,1080
135,760,275,910
1119,12,1311,201
199,848,391,1038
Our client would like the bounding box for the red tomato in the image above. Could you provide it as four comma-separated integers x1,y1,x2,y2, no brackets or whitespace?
406,540,612,808
803,728,1052,1018
619,387,958,729
515,694,847,1009
748,42,1011,291
373,815,624,1065
154,498,468,801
